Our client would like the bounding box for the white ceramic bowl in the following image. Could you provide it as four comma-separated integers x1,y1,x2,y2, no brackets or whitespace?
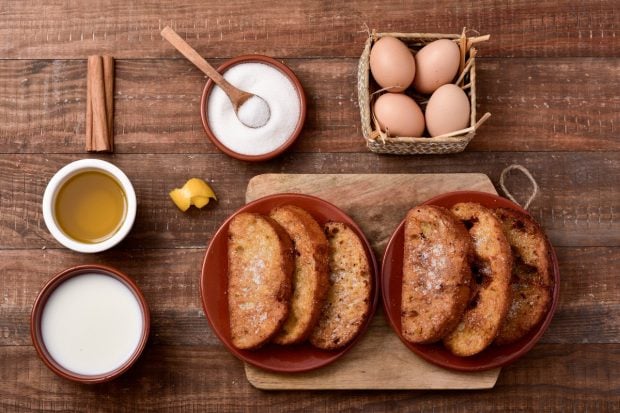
42,159,137,253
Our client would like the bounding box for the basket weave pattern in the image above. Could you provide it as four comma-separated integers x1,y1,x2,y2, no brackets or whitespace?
358,31,487,155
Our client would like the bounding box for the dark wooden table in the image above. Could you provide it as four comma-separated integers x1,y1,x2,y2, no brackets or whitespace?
1,1,618,411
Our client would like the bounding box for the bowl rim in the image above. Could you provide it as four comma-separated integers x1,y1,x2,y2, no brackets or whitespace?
30,264,150,383
200,54,307,162
42,159,137,253
381,190,560,371
199,193,379,372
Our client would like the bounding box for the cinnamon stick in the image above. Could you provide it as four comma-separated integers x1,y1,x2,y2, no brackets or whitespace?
85,63,93,151
102,56,114,149
86,55,113,152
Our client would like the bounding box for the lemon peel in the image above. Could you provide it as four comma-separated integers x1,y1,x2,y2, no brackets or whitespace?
169,178,217,211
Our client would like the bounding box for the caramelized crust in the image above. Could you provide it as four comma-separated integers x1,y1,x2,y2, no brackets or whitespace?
443,203,513,356
401,205,473,344
494,208,553,345
228,212,294,350
269,205,329,345
310,222,372,350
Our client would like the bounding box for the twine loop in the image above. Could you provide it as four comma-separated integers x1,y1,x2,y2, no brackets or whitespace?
499,164,539,209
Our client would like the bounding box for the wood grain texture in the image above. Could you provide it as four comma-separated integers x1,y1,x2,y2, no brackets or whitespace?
0,153,616,250
0,247,618,347
0,1,617,59
1,0,618,409
0,58,618,154
0,344,618,412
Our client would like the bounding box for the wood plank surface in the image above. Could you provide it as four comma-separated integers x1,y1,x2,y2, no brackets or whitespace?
0,58,617,154
0,247,618,347
1,1,617,59
0,152,616,250
1,0,618,410
0,344,618,412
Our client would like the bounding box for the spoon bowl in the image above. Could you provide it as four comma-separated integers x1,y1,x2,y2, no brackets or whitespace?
236,94,271,128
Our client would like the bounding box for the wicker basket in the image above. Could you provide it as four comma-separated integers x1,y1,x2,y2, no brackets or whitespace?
358,29,490,155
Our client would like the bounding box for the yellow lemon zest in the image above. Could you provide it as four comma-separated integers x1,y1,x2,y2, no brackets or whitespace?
169,178,217,211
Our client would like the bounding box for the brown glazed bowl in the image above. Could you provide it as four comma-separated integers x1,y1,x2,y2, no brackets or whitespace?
382,191,560,372
200,193,379,373
31,264,150,383
200,55,307,162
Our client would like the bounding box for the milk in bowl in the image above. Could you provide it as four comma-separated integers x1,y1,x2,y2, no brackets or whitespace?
38,271,146,378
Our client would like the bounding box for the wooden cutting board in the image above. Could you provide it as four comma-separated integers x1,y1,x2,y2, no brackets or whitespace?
244,173,500,390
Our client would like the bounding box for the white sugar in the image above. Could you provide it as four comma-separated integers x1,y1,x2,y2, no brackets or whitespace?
416,241,448,293
237,95,270,128
207,62,301,156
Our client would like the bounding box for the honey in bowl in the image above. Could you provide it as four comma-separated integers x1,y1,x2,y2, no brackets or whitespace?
54,171,127,244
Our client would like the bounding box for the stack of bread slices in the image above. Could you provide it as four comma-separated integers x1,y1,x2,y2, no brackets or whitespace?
401,203,553,356
228,205,372,351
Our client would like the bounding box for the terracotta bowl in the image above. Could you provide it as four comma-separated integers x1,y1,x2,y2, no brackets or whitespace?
200,193,379,373
31,264,150,383
200,55,306,162
381,191,560,371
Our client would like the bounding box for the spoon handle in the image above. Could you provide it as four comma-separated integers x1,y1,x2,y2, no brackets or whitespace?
161,27,248,107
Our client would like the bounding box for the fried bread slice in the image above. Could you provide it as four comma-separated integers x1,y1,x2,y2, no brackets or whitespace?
269,205,329,345
443,203,513,356
228,212,294,350
494,208,553,345
310,222,372,350
401,205,473,344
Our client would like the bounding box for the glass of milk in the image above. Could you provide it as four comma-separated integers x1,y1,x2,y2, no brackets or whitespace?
31,265,150,383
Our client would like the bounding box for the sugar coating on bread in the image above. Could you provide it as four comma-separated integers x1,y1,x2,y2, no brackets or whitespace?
401,205,473,344
269,205,329,345
494,208,553,345
310,222,372,350
228,212,294,350
443,203,513,356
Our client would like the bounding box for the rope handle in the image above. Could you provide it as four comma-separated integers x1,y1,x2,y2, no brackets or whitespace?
499,164,539,210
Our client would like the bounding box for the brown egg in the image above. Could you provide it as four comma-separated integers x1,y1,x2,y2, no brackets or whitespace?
374,93,425,137
425,84,470,137
369,37,415,92
413,39,461,94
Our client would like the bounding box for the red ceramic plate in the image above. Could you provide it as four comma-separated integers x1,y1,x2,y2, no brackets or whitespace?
201,193,379,373
382,191,560,371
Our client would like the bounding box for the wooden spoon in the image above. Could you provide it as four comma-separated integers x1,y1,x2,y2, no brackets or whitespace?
161,26,271,128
